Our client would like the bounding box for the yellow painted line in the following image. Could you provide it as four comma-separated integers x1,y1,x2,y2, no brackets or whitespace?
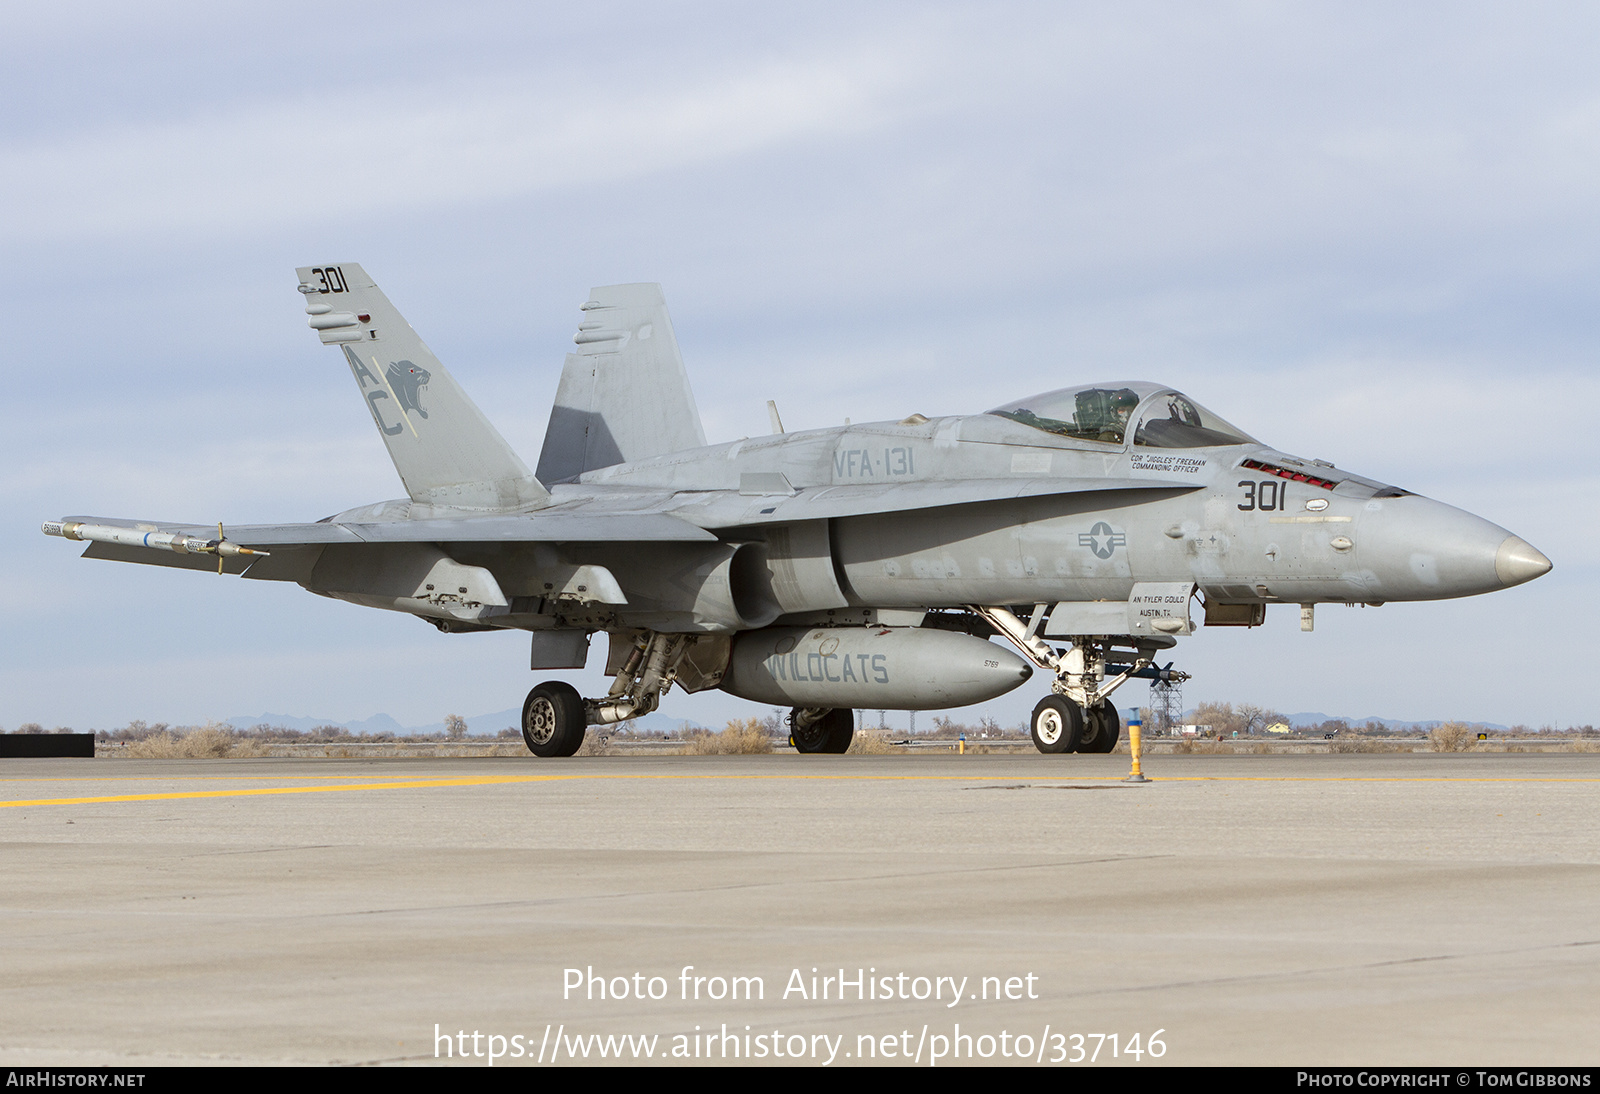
1,775,558,808
1143,776,1600,783
3,772,1595,786
1,772,1013,807
2,771,1597,809
0,774,468,783
1,772,1014,808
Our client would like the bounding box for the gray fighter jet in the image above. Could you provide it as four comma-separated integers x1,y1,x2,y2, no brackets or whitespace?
45,264,1551,756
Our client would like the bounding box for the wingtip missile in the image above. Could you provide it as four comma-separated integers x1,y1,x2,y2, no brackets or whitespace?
43,521,270,559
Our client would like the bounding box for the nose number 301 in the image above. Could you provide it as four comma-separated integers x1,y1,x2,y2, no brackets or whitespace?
1237,479,1285,512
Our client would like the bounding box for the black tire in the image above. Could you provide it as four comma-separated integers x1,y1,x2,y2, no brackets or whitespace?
522,682,586,757
1086,701,1121,754
820,708,854,753
1075,702,1103,752
790,708,854,754
1031,696,1083,754
790,708,828,753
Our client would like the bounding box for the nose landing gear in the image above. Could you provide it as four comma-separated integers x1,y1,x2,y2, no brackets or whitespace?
976,604,1184,755
1028,697,1122,754
1029,696,1082,754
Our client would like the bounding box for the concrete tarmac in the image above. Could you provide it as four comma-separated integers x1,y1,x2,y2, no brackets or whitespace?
2,751,1597,1067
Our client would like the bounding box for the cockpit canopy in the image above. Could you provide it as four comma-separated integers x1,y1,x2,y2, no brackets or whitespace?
987,382,1256,448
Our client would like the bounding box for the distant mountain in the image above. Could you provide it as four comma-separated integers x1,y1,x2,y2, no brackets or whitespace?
224,712,409,735
1171,709,1511,732
228,707,1512,737
1279,711,1510,732
223,709,706,737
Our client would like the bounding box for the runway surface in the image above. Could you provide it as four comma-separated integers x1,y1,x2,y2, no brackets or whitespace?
2,752,1597,1067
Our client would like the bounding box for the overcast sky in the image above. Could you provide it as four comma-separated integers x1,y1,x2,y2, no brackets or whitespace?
3,1,1593,732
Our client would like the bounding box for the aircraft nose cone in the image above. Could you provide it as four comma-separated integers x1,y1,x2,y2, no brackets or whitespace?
1495,536,1552,587
1357,495,1541,600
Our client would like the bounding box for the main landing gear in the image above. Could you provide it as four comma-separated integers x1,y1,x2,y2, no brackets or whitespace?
520,631,729,757
521,682,585,757
788,707,854,754
519,629,863,759
973,604,1183,756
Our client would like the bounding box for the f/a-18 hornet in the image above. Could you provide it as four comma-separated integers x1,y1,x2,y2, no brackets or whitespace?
46,265,1551,756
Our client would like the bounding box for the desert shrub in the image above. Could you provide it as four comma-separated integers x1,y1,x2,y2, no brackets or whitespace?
684,718,773,755
123,724,265,759
1428,722,1473,752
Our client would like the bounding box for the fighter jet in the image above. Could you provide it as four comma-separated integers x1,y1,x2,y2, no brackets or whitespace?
45,264,1551,756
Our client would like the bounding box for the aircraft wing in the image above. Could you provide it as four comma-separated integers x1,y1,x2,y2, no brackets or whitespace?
56,511,719,576
55,476,1194,575
675,476,1204,527
62,512,717,546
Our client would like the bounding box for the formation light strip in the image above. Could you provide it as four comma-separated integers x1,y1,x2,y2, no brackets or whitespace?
1240,457,1337,490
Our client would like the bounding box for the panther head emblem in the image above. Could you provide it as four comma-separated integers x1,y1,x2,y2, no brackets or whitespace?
385,360,431,419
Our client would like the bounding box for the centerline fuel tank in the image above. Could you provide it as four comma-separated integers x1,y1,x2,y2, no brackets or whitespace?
719,626,1032,710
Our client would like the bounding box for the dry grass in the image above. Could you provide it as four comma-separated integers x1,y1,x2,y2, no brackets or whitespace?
847,731,909,755
682,718,774,755
1172,738,1235,754
97,715,1598,760
123,725,267,759
1330,738,1408,753
575,731,619,757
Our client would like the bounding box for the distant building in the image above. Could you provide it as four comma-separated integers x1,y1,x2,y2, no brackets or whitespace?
1266,723,1291,735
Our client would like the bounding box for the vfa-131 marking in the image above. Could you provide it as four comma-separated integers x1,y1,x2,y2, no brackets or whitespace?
45,264,1552,757
833,446,918,480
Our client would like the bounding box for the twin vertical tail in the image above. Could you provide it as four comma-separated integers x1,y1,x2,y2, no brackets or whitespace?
296,263,548,511
536,282,707,484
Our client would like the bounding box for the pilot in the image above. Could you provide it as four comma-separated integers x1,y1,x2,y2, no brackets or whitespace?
1110,388,1141,434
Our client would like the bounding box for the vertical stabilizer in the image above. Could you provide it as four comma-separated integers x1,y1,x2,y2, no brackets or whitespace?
536,283,707,483
296,264,548,510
